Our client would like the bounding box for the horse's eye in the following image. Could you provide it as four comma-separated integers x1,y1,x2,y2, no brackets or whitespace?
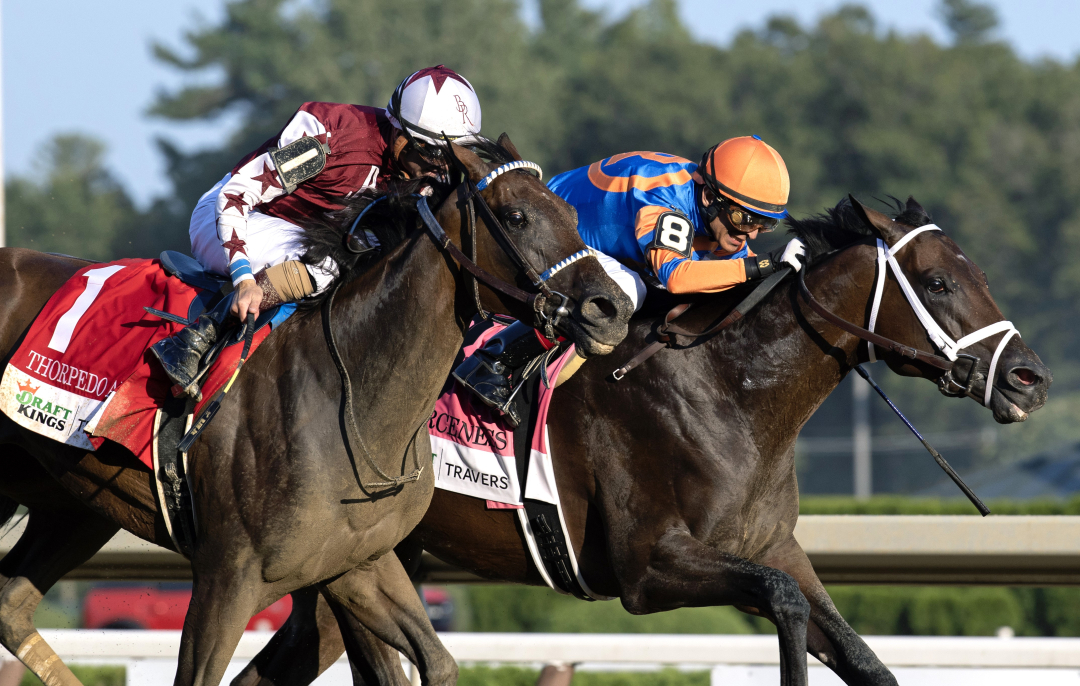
927,277,947,294
506,211,526,228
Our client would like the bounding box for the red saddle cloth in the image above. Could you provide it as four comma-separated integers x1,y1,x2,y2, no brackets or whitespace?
0,258,275,466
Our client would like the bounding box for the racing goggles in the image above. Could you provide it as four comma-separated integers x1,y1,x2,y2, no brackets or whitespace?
408,138,449,165
721,198,779,233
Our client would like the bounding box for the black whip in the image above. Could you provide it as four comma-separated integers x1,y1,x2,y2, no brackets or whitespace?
854,364,991,516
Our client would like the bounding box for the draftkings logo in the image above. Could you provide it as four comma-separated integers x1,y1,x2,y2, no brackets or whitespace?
15,379,72,431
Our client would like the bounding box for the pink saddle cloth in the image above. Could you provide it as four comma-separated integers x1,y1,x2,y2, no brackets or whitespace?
427,318,574,509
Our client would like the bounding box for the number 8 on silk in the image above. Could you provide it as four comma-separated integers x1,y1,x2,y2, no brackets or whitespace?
651,211,694,259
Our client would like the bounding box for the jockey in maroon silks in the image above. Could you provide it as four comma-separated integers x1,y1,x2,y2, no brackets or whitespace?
152,66,484,397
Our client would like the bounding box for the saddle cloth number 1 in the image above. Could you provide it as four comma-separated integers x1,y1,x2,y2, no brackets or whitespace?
47,265,125,354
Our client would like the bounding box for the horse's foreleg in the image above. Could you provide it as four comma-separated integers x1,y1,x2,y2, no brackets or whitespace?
0,507,118,686
230,586,360,686
618,529,810,686
761,537,897,686
320,554,456,686
322,591,413,686
176,560,264,686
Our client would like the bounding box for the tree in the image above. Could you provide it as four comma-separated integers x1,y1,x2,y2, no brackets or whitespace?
938,0,999,45
6,135,140,261
149,0,1080,481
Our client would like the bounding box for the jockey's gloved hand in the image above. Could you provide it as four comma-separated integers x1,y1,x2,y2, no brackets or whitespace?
742,238,808,281
774,237,807,272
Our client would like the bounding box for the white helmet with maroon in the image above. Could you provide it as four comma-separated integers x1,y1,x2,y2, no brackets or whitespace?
386,65,482,146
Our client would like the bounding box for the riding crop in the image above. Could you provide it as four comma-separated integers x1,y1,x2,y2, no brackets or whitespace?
853,364,991,516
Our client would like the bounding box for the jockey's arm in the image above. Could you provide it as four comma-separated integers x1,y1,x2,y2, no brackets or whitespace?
215,108,330,287
215,153,289,287
648,249,751,294
634,205,754,295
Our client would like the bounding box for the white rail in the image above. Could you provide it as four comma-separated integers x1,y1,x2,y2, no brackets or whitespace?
6,630,1080,686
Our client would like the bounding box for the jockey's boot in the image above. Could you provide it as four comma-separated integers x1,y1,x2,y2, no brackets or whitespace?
452,320,549,428
150,298,231,398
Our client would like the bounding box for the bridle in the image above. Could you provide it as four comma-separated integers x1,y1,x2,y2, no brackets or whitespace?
798,224,1020,407
416,154,596,340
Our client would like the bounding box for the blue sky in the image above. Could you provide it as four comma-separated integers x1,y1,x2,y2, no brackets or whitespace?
5,0,1079,205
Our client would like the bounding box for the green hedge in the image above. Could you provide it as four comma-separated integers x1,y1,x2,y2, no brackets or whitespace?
458,666,708,686
799,496,1080,515
459,582,1080,638
21,666,123,686
462,585,757,635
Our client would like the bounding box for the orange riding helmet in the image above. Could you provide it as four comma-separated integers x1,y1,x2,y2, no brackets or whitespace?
696,135,790,221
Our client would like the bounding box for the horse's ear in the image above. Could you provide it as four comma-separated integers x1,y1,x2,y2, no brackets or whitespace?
450,143,488,182
848,194,906,245
496,133,524,161
894,196,934,229
905,196,926,217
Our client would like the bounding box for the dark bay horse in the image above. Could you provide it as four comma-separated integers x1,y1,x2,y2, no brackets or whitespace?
0,138,633,686
235,197,1050,686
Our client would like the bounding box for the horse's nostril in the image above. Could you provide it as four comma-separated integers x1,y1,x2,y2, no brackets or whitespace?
1013,368,1038,387
582,296,617,321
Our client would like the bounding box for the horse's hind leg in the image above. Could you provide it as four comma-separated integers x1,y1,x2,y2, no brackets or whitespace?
762,538,897,686
320,554,456,686
0,507,118,686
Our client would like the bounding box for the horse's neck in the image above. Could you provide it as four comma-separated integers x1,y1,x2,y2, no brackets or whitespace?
294,229,469,451
710,244,878,449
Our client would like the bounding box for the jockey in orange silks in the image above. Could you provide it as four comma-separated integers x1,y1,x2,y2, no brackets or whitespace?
454,136,807,426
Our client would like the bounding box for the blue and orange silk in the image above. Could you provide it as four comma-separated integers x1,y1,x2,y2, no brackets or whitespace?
547,152,752,294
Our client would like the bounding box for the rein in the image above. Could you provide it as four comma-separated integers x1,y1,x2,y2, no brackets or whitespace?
613,224,1022,406
797,270,952,371
611,268,791,381
418,157,594,340
323,283,424,490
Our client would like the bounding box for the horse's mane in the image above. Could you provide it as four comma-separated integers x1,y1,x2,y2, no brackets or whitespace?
632,195,936,319
787,195,934,266
293,136,518,304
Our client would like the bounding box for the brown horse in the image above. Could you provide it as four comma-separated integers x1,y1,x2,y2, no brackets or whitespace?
0,138,633,686
233,197,1051,686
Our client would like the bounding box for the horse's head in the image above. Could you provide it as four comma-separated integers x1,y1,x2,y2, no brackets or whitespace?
432,136,632,356
851,197,1051,424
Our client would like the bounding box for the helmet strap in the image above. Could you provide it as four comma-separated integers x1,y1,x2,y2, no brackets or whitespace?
697,145,724,224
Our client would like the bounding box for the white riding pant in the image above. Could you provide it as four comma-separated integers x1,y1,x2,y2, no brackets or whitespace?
189,174,339,293
593,251,646,313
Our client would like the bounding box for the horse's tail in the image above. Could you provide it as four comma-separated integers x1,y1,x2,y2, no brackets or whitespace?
0,495,19,529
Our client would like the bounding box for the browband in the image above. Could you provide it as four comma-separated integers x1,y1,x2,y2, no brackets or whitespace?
476,161,543,191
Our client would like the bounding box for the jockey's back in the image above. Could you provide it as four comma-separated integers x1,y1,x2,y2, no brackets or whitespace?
228,102,395,229
547,152,749,293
